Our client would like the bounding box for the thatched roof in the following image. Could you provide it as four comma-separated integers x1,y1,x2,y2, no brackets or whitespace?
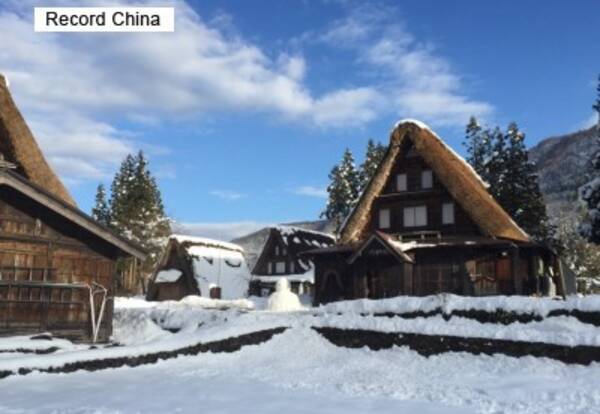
338,120,530,244
0,169,146,259
0,74,76,206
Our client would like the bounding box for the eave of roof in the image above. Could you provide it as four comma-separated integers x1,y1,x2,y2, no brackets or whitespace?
0,170,146,259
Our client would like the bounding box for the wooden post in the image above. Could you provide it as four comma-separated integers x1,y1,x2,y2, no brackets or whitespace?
510,246,520,295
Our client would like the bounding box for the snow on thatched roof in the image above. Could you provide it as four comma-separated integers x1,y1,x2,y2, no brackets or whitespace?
170,234,245,252
0,74,76,206
162,235,250,299
339,120,529,244
275,226,335,248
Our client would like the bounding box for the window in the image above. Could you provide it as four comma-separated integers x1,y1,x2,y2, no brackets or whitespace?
442,202,455,224
378,209,391,229
275,261,286,274
274,246,279,255
267,262,273,274
290,261,295,273
403,206,427,227
282,247,287,255
421,170,433,189
396,174,407,192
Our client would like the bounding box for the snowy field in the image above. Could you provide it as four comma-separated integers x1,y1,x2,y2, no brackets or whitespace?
1,295,600,413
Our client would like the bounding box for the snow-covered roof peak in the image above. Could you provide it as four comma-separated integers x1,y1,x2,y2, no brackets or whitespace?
392,119,432,132
275,225,334,240
170,234,244,252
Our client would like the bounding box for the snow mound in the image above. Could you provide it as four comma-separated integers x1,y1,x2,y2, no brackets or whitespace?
267,279,303,312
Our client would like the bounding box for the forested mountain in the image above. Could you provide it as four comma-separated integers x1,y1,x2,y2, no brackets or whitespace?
530,126,596,215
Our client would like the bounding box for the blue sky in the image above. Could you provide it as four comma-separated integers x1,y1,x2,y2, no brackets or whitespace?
1,0,599,239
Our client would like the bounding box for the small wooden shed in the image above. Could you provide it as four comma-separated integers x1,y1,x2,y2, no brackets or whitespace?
147,235,251,301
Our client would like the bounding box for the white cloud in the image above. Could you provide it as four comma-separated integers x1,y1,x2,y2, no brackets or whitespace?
0,0,381,184
293,185,328,198
312,88,381,127
172,220,271,241
210,190,247,201
0,0,493,185
316,5,493,127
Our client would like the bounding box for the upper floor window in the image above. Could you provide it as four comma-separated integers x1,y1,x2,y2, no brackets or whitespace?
275,245,280,255
442,202,455,224
275,261,286,274
404,206,427,227
396,174,407,192
290,261,295,274
267,262,273,274
421,170,433,189
379,208,391,229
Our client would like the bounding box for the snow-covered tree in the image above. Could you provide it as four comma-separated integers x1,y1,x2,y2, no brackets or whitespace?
502,122,552,241
91,184,111,226
359,139,386,190
556,207,600,287
110,151,171,292
322,148,360,230
485,126,508,205
464,120,552,242
580,74,600,244
463,116,491,179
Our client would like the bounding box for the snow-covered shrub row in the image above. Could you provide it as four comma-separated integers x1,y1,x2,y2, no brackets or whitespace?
317,294,600,318
310,312,600,347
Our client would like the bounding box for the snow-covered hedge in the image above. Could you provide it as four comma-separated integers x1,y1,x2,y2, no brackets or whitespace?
318,294,600,317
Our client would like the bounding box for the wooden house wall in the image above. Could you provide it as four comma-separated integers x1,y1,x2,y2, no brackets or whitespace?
253,231,297,275
313,254,350,304
370,147,482,237
313,244,563,304
0,188,119,342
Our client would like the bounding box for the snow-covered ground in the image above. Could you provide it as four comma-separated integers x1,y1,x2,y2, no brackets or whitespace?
1,295,600,413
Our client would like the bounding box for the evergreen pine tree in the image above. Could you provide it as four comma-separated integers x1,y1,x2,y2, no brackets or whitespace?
109,151,171,291
463,117,490,177
580,74,600,243
464,120,552,242
359,139,386,190
322,148,360,229
485,126,508,206
502,122,551,241
91,184,111,226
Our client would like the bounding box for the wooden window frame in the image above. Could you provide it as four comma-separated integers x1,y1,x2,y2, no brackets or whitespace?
442,202,455,225
378,208,391,229
403,206,427,227
396,174,407,192
421,170,433,189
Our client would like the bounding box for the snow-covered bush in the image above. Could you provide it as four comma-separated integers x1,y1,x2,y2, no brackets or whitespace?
267,279,303,312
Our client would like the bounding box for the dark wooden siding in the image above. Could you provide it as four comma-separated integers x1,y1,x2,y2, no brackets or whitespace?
370,147,482,237
253,230,298,276
0,187,120,342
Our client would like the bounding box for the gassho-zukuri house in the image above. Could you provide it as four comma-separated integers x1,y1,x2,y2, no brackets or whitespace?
304,120,575,305
249,226,335,297
146,235,251,301
0,74,146,342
